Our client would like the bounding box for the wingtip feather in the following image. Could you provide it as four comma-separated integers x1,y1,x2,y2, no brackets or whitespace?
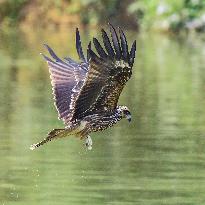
87,41,91,61
119,27,128,62
43,43,61,62
87,42,98,60
76,27,86,62
93,37,107,59
41,53,52,62
129,40,137,66
109,23,121,60
101,28,115,59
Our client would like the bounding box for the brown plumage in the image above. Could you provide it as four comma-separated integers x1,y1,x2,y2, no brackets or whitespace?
30,23,136,150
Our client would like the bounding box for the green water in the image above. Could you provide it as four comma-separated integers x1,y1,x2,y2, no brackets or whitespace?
0,27,205,205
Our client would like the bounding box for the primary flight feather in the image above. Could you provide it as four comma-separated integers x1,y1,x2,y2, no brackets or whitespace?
30,24,136,150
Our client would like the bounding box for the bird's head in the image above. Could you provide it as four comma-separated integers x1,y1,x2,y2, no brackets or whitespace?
118,106,131,122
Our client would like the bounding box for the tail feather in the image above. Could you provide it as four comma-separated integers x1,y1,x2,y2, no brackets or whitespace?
30,129,68,150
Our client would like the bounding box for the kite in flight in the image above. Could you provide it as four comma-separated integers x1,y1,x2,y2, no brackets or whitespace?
30,24,136,150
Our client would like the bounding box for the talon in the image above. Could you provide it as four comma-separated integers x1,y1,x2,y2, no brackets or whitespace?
85,135,92,150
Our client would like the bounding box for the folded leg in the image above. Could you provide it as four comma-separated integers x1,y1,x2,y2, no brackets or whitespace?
85,135,93,150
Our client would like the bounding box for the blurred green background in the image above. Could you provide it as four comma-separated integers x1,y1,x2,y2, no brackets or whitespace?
0,0,205,32
1,0,205,205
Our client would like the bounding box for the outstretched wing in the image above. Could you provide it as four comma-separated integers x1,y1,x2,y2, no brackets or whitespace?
71,24,136,120
42,29,89,124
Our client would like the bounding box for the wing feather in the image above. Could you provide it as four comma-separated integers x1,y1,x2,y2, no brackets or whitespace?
42,43,88,124
93,38,108,59
109,23,121,60
129,40,136,66
70,25,136,120
44,44,67,65
101,29,115,59
119,27,129,62
76,28,86,62
71,48,112,120
42,25,136,124
86,41,91,62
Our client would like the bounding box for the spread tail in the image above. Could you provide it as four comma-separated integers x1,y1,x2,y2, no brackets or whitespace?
30,128,69,150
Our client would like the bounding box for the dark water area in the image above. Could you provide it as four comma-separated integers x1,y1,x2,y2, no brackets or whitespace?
0,27,205,205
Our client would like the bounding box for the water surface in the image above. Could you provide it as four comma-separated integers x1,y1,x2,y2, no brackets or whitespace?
0,27,205,205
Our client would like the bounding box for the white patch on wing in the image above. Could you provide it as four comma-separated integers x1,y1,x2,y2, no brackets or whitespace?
115,60,130,68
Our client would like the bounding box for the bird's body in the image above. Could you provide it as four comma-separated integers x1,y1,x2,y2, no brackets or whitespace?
30,24,136,150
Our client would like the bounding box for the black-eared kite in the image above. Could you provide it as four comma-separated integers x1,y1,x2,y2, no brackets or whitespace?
30,24,136,150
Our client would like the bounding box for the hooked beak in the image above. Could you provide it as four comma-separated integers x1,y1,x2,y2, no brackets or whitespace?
126,113,132,122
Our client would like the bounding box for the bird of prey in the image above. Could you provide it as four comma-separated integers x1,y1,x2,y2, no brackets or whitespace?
30,24,136,150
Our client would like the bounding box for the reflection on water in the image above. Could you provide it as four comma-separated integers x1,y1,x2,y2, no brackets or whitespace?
0,27,205,205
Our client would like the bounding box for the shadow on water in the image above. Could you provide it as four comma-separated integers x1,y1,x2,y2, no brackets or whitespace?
0,27,205,205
